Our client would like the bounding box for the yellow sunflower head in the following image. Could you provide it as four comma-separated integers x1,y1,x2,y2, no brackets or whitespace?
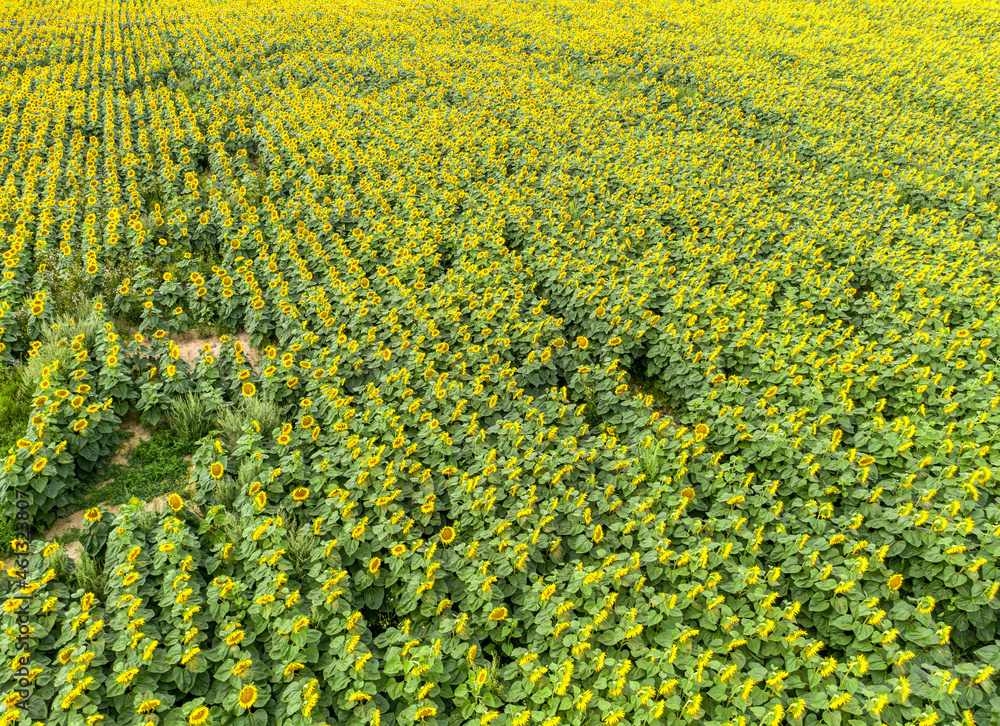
168,493,184,512
237,685,257,710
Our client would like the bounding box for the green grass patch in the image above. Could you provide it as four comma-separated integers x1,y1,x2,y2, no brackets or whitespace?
68,429,196,514
53,528,83,547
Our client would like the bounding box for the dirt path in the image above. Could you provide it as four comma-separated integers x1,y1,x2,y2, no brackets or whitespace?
174,330,261,370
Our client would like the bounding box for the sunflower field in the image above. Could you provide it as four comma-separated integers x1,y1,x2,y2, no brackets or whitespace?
3,0,1000,723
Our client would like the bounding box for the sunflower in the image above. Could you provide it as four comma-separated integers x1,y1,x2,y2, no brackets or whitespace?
137,699,160,714
32,457,48,473
238,685,257,710
439,526,456,545
391,544,407,556
576,336,589,349
888,574,903,591
292,487,309,501
242,382,256,397
210,462,225,479
369,557,381,574
84,508,102,523
488,607,508,622
189,706,210,725
168,493,184,512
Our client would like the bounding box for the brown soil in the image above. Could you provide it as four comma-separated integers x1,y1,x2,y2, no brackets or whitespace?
121,325,261,371
174,330,261,371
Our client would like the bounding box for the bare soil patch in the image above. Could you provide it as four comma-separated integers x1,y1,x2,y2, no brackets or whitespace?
174,330,261,371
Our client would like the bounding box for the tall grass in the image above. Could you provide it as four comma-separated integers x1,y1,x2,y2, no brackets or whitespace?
168,393,215,446
217,396,283,446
